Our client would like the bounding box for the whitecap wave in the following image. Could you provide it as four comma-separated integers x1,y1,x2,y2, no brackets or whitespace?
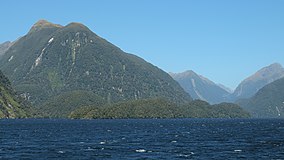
58,151,65,154
85,147,95,151
136,149,146,153
100,141,106,144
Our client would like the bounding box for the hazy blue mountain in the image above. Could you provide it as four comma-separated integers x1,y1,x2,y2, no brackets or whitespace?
230,63,284,101
170,70,230,104
217,83,233,94
238,77,284,118
0,20,191,117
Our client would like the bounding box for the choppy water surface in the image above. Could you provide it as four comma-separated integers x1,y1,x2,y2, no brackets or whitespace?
1,118,284,159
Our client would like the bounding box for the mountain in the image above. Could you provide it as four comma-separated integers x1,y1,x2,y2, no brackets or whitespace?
170,63,284,104
0,70,31,118
0,20,191,117
69,99,250,119
170,70,230,104
230,63,284,101
0,41,13,57
217,83,233,94
238,77,284,118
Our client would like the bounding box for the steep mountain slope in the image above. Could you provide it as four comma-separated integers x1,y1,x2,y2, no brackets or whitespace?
0,20,191,115
0,70,30,118
170,70,230,104
230,63,284,101
0,41,13,57
238,77,284,118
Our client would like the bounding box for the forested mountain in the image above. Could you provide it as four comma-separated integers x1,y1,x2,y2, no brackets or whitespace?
0,70,31,118
0,20,191,117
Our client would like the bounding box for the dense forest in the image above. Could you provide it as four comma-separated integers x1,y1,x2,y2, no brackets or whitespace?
0,70,32,118
69,99,250,119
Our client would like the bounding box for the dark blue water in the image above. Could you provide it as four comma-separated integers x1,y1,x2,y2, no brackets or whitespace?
1,119,284,159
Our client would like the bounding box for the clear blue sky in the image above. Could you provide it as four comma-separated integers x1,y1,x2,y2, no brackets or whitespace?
1,0,284,90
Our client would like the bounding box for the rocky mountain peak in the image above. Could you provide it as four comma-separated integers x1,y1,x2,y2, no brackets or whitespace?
29,19,62,33
62,22,94,34
245,63,284,82
170,70,230,104
231,63,284,100
0,20,191,109
66,22,88,28
170,70,197,79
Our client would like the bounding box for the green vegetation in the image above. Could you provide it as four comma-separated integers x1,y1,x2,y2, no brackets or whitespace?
0,70,32,118
0,64,250,119
0,20,251,119
35,90,106,118
69,99,250,119
0,20,191,111
47,69,64,91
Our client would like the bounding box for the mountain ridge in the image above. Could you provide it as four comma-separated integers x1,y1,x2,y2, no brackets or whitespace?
0,41,13,57
29,19,62,33
230,63,284,101
171,63,284,105
170,70,230,104
0,20,192,117
238,77,284,118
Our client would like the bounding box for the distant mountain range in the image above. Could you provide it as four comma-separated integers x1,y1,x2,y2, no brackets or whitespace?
238,77,284,118
171,63,284,105
230,63,284,101
170,70,230,104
